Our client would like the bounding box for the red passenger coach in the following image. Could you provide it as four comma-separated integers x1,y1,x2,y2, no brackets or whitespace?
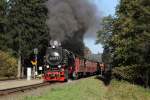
74,57,98,78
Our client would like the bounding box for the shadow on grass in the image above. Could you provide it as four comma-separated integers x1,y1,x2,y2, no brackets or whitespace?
95,71,112,86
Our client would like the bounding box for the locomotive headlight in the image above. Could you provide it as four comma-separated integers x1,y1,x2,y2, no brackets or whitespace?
52,45,55,48
58,65,61,68
46,65,49,68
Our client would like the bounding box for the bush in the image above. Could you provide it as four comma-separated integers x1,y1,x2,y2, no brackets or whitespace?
112,65,139,82
113,65,150,87
0,50,17,77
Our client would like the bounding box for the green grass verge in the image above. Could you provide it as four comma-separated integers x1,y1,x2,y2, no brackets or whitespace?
107,80,150,100
24,77,150,100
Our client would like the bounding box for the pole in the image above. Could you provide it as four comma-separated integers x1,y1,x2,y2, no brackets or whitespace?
33,48,38,78
33,65,35,79
35,54,38,76
17,30,21,79
17,55,21,79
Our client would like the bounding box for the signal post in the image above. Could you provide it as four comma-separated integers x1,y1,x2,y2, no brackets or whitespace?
31,48,38,79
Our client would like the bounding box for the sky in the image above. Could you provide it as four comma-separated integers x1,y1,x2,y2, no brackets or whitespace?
84,0,119,54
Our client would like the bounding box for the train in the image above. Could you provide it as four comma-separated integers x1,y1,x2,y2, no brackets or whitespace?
43,40,107,82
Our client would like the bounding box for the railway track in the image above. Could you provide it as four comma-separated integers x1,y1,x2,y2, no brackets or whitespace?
0,76,94,96
0,82,50,96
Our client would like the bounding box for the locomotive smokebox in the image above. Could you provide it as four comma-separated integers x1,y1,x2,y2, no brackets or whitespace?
46,46,63,65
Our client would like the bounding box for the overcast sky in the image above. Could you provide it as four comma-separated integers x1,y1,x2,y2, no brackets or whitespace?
84,0,119,54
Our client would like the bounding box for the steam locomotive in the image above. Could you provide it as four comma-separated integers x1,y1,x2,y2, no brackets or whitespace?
43,40,106,82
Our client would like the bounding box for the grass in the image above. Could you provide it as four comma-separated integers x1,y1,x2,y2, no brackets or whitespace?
24,77,150,100
107,80,150,100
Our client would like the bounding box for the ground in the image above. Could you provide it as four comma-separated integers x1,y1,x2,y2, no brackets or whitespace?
23,77,150,100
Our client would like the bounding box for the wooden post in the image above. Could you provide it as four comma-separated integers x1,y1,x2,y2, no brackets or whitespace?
21,66,24,78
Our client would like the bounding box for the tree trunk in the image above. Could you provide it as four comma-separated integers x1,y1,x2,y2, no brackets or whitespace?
145,70,149,88
17,55,21,79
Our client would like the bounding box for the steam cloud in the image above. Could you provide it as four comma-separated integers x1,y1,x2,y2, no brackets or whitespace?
46,0,99,55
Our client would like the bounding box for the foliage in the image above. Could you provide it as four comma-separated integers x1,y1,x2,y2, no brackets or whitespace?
0,0,8,50
112,0,150,66
0,50,17,77
96,15,114,46
97,0,150,86
112,65,140,81
96,16,114,64
112,0,150,85
0,0,7,31
7,0,49,58
0,0,49,77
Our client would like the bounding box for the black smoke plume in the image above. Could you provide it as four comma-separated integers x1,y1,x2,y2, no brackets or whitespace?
46,0,98,55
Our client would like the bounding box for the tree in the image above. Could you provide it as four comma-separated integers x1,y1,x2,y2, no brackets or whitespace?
96,15,114,46
8,0,49,58
0,0,8,50
97,0,150,86
96,15,114,64
7,0,49,77
111,0,150,86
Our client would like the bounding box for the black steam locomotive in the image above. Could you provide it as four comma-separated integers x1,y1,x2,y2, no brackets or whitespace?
43,40,75,81
43,40,106,82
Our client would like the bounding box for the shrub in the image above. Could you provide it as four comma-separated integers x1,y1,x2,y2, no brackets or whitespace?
0,50,17,77
112,65,139,82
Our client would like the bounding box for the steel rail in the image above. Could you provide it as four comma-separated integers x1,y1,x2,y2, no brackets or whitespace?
0,82,50,96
